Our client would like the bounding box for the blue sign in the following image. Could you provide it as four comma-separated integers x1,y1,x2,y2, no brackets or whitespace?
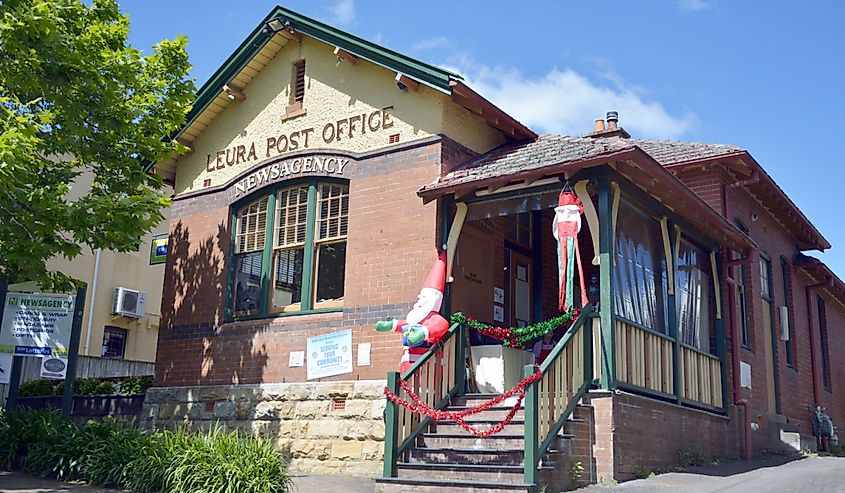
306,329,353,380
15,346,52,356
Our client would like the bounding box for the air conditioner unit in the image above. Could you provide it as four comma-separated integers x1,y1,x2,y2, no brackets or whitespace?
113,287,147,318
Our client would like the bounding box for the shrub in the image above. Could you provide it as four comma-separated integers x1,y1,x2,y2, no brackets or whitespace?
164,424,292,493
18,379,59,397
120,376,155,395
1,410,292,493
73,378,115,396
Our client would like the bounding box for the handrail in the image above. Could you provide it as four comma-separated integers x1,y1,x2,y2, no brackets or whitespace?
524,305,594,486
383,321,465,478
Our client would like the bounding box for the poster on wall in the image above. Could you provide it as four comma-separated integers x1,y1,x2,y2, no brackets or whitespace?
306,330,353,380
0,353,12,384
40,357,68,379
0,292,74,357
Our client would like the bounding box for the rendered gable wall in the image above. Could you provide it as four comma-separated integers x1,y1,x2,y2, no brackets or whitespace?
173,36,504,195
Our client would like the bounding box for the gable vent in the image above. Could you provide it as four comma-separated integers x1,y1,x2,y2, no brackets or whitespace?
292,60,306,105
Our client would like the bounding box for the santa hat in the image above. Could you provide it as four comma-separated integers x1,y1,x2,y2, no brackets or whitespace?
558,191,583,210
422,251,447,294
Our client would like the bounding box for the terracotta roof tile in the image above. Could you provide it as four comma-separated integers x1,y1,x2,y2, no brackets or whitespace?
421,135,745,193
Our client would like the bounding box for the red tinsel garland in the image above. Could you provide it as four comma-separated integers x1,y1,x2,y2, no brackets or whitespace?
384,367,542,438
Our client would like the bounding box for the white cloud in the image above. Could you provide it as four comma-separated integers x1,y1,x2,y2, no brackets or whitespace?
448,59,696,139
677,0,710,11
326,0,355,26
410,36,450,52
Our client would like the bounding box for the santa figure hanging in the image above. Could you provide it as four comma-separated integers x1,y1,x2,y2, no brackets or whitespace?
553,189,588,312
374,251,450,373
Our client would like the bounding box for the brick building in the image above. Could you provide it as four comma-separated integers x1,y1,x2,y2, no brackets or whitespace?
146,5,845,491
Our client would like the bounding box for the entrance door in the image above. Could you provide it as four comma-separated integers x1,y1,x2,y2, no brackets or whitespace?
509,251,533,328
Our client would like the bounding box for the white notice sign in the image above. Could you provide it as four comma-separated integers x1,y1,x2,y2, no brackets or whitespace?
40,357,68,379
357,342,371,366
0,353,12,384
288,351,304,367
1,293,74,357
306,330,353,380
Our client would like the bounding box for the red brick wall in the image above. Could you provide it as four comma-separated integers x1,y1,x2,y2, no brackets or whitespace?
673,162,845,447
155,139,463,387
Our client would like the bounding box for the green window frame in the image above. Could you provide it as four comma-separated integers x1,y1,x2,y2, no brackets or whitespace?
227,178,349,321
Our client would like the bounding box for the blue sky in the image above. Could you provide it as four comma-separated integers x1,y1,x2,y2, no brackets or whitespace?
124,0,845,276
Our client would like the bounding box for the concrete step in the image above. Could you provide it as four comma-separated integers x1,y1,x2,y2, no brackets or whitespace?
375,477,534,492
450,393,517,407
396,462,550,484
429,419,526,435
408,447,525,466
418,433,526,450
441,405,525,421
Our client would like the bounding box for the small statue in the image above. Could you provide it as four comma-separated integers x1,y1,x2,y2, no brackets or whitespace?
375,251,449,373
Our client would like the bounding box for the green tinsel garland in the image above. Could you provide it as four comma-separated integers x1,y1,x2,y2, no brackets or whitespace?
450,309,578,347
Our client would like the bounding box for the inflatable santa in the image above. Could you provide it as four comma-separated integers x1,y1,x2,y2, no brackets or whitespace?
374,251,450,373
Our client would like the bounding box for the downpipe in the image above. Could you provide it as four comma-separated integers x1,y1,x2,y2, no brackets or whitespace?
723,252,753,460
805,277,833,406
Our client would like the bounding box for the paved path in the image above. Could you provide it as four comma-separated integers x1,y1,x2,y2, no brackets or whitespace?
577,455,845,493
0,471,375,493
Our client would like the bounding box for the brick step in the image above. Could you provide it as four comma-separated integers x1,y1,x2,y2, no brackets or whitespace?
396,462,552,484
408,447,526,466
375,477,534,493
418,433,526,450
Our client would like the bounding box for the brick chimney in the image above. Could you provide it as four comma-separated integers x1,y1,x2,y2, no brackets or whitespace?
585,111,631,139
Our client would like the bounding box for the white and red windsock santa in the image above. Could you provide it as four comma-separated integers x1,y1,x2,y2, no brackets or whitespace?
375,251,450,373
553,191,588,312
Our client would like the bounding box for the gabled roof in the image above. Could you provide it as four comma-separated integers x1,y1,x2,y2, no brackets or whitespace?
794,254,845,309
631,139,744,166
154,5,535,179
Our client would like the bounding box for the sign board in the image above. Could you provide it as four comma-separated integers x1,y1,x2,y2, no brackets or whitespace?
357,342,371,366
150,234,168,265
0,353,11,384
307,329,352,380
1,293,74,357
40,357,68,379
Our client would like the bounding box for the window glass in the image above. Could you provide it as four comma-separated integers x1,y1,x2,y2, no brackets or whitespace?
314,184,349,304
782,258,795,367
505,212,532,247
818,296,831,389
677,239,712,351
102,326,127,358
760,257,771,299
233,197,268,316
231,181,349,317
612,201,668,333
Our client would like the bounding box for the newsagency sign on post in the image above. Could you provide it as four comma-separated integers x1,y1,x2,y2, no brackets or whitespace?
0,293,74,356
306,329,353,380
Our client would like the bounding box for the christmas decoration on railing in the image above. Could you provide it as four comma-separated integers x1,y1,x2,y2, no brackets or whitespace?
450,309,579,348
384,367,543,438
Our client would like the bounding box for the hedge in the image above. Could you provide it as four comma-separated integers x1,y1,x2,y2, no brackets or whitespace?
0,408,292,493
17,376,154,397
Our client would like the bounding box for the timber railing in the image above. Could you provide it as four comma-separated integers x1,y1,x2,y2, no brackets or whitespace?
523,305,594,486
382,322,465,478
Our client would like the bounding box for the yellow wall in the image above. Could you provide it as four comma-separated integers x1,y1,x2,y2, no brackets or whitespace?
174,36,505,194
11,171,167,363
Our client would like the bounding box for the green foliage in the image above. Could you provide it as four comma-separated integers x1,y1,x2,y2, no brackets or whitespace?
634,466,657,479
0,410,292,492
120,375,154,395
18,379,59,397
678,447,710,468
0,0,195,290
73,377,115,396
569,460,585,485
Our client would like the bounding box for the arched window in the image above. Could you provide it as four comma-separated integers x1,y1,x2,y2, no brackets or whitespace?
230,180,349,319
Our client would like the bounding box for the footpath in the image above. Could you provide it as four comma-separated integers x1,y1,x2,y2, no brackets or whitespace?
0,471,375,493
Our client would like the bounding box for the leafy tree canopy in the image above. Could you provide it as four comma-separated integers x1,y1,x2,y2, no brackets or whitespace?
0,0,194,291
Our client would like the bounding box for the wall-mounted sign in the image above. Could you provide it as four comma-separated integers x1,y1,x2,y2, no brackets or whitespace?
493,305,504,323
150,234,168,265
233,155,350,196
288,350,304,368
493,287,504,304
306,329,353,380
206,107,395,173
357,342,371,367
1,293,74,357
40,356,68,379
